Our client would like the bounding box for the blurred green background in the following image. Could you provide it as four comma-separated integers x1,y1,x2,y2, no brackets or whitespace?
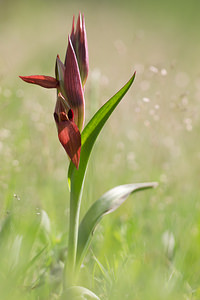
1,0,200,299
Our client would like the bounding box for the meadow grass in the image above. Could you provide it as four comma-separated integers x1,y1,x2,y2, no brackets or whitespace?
1,0,200,299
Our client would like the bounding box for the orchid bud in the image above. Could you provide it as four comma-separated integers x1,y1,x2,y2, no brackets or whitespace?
68,13,89,87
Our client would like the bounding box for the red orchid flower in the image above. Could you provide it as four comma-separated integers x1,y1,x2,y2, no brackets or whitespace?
19,13,89,169
54,94,81,169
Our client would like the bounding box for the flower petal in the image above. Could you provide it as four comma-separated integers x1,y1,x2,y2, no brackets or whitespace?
19,75,58,88
64,36,85,131
56,116,81,169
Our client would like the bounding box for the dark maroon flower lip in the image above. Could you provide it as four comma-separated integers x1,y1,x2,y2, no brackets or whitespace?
54,94,81,169
57,118,81,169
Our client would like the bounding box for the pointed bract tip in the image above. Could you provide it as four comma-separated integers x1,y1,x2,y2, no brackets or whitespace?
77,12,82,30
78,11,82,20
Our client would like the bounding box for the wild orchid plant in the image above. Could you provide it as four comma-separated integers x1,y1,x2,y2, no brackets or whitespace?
20,13,157,299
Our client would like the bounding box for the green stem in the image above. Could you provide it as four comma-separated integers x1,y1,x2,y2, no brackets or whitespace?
63,178,84,287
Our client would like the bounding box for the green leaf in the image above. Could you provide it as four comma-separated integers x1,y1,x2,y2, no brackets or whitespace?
65,74,136,280
68,73,136,191
76,182,158,269
61,286,100,300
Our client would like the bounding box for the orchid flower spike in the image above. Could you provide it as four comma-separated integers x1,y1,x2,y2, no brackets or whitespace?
19,13,89,169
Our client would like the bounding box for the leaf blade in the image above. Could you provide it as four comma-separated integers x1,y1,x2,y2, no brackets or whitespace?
68,72,136,191
76,182,158,268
